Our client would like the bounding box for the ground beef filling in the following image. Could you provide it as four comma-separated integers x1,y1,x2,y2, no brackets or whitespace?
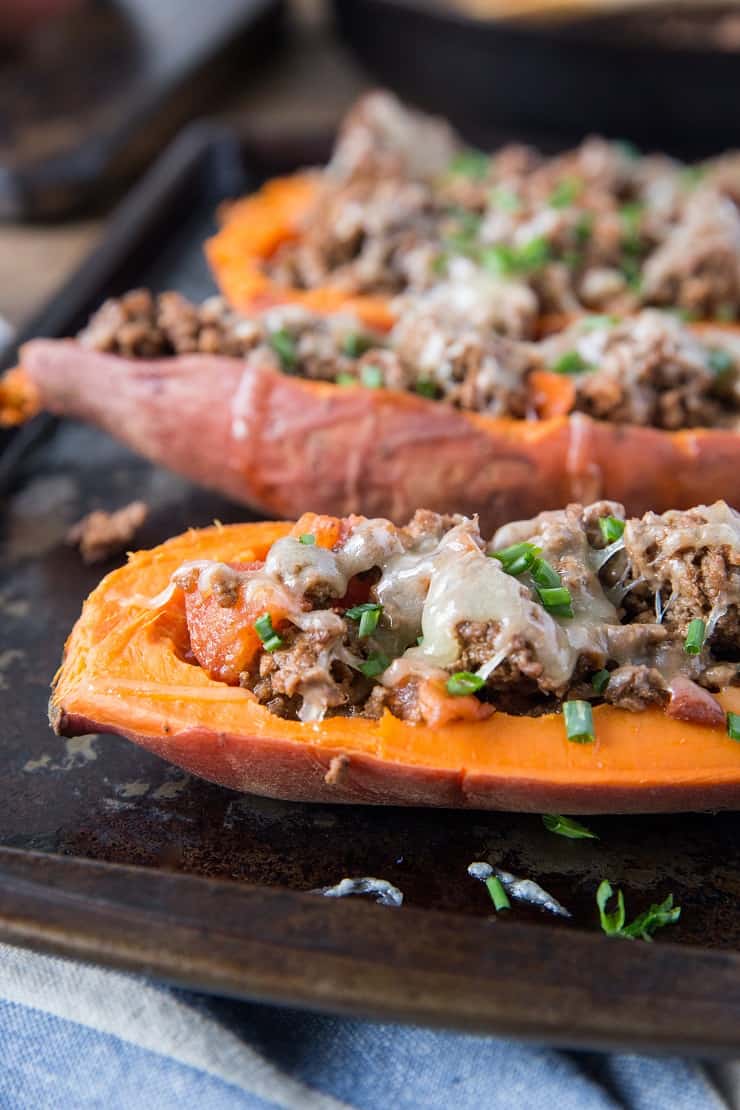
259,93,740,324
79,292,740,430
176,504,740,727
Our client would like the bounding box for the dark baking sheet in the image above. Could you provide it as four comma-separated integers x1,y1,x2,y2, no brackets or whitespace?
3,124,740,1052
332,0,740,156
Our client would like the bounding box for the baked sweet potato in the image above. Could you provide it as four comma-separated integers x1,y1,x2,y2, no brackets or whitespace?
207,174,396,331
6,336,740,533
51,518,740,812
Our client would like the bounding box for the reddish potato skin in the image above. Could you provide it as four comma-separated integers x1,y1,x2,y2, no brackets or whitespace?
53,708,740,814
19,338,740,532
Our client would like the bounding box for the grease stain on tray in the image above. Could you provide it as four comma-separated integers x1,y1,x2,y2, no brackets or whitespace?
23,734,99,773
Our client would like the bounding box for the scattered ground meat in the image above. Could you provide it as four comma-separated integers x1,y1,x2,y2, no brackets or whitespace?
603,665,667,712
67,500,148,564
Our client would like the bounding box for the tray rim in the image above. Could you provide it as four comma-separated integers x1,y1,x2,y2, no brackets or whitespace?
4,122,740,1054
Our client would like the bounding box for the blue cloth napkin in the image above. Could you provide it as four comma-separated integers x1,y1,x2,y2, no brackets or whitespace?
0,941,732,1109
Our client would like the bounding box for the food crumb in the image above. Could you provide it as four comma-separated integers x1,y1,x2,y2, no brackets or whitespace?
324,753,350,786
67,500,148,564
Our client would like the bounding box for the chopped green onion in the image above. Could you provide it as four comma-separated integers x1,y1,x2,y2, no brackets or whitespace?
345,602,382,638
592,669,611,694
481,243,518,277
596,880,681,941
707,349,734,377
563,700,595,744
485,876,511,912
517,236,551,271
622,894,681,940
551,350,590,375
268,329,297,373
298,533,315,545
542,814,598,840
359,652,389,678
254,612,283,653
432,252,449,276
597,879,626,935
335,372,357,386
342,332,374,358
621,255,642,291
679,165,705,189
415,379,437,399
490,186,521,212
530,558,561,590
684,618,706,655
582,314,619,331
447,671,485,696
449,149,489,179
599,515,625,544
360,364,384,389
727,712,740,741
574,212,593,244
538,585,573,618
416,635,424,646
490,540,541,577
549,177,581,208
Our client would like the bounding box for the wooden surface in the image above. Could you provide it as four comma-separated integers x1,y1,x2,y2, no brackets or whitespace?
0,2,367,335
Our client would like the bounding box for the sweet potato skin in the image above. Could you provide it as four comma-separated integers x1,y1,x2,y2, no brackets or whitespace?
17,339,740,533
51,521,740,814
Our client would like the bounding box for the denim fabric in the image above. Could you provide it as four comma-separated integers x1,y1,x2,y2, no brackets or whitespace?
0,942,728,1110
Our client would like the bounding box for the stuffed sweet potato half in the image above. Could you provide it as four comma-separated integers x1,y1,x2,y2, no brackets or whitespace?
52,500,740,812
5,290,740,531
208,91,740,334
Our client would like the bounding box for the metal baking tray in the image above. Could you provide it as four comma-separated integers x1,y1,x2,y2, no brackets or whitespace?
3,123,740,1053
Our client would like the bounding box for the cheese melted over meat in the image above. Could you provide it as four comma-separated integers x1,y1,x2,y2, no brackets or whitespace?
170,503,740,727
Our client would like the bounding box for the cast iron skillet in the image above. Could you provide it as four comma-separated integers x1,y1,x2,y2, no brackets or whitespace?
332,0,740,157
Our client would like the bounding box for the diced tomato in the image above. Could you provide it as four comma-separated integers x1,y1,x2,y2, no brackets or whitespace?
529,370,576,419
291,512,358,550
418,679,494,727
184,572,288,684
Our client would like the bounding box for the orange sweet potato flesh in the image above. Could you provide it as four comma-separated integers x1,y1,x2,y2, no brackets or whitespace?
51,520,740,813
207,174,396,331
11,338,740,534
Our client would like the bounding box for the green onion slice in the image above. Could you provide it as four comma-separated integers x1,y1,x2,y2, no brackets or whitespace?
447,671,485,697
490,186,521,212
359,652,390,678
415,379,437,399
591,669,611,694
621,894,681,941
728,712,740,741
360,364,384,389
298,533,316,545
549,177,581,208
684,618,706,655
542,814,598,840
268,329,297,373
531,558,561,590
449,149,489,179
345,602,382,638
599,515,625,544
537,586,573,616
342,332,373,358
254,612,284,653
597,880,626,935
335,372,357,386
485,876,511,912
490,541,541,576
563,700,595,744
551,349,590,375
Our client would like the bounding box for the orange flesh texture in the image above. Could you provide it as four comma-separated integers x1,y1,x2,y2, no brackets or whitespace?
206,173,396,332
0,366,40,426
53,521,740,798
